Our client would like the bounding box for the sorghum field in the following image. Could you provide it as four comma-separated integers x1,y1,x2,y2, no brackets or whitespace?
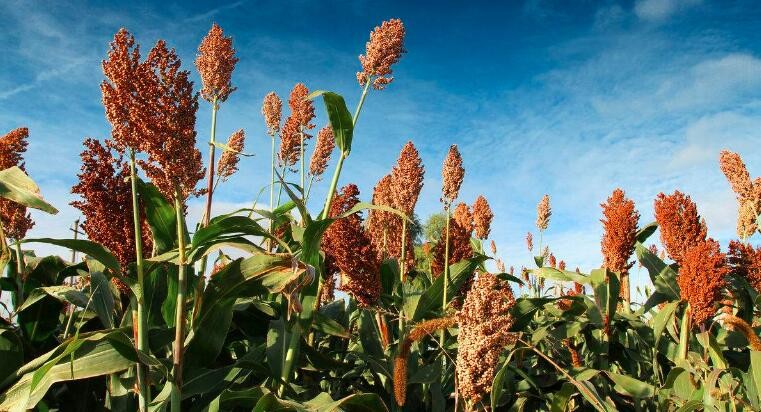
0,17,760,412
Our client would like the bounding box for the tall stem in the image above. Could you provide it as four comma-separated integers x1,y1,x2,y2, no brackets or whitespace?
442,206,451,312
128,151,150,411
299,130,305,202
203,97,219,228
398,218,408,342
269,135,276,251
440,206,451,352
171,189,188,412
321,81,371,219
192,98,219,325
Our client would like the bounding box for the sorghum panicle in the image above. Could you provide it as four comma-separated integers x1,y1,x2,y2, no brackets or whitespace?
321,184,380,306
600,188,640,275
195,23,239,103
357,19,406,90
654,191,707,264
472,195,494,240
456,273,517,405
71,138,152,290
536,194,551,231
262,92,282,136
441,145,464,203
0,128,33,240
217,129,245,181
678,239,728,326
309,126,335,179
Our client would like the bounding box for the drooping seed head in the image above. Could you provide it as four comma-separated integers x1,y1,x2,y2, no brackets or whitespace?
309,126,335,179
322,184,381,306
719,150,754,201
71,138,152,278
217,129,245,181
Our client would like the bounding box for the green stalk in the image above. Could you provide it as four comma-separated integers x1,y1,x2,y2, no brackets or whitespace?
171,189,188,412
269,134,276,251
14,240,23,304
442,206,451,313
398,218,408,342
128,151,150,411
320,153,346,220
321,81,371,219
440,205,451,350
192,97,219,325
678,304,691,361
300,129,305,202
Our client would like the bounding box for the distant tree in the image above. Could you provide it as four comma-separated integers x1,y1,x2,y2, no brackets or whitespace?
423,212,447,243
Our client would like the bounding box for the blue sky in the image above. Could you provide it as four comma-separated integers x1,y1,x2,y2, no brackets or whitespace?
1,0,760,300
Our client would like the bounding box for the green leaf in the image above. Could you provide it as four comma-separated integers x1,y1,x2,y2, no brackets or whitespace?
184,255,305,367
304,392,389,412
635,242,679,301
535,267,590,284
550,382,576,412
15,286,88,312
0,166,57,214
751,351,761,403
137,179,177,254
308,91,354,155
23,238,120,274
0,331,134,411
606,371,655,398
88,265,114,329
0,328,23,386
410,255,488,321
636,221,658,243
313,311,350,338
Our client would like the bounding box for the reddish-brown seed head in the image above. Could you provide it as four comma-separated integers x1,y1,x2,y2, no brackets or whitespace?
138,40,205,202
536,194,551,231
0,127,33,240
101,28,152,154
526,232,534,252
309,126,335,179
653,191,707,264
391,141,425,216
322,184,381,306
195,23,238,103
719,150,754,201
357,19,406,90
472,195,494,240
678,239,728,326
279,83,316,167
71,138,152,277
217,129,245,181
262,92,282,136
600,188,640,275
441,145,464,203
456,273,517,404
